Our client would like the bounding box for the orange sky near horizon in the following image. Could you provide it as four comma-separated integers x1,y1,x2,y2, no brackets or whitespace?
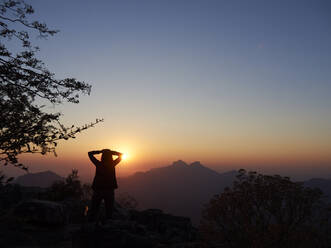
8,118,330,182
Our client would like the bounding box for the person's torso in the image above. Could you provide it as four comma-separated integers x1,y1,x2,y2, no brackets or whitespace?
92,161,118,190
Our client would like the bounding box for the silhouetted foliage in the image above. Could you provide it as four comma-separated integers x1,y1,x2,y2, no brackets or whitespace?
200,169,331,248
35,170,94,224
44,169,82,201
81,182,93,202
0,170,13,185
0,171,20,212
0,0,102,170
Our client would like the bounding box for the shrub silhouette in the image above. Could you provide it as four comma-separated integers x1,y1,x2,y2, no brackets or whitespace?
44,169,83,201
200,169,331,248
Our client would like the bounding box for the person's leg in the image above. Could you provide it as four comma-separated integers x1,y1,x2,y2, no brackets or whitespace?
104,189,115,219
88,190,102,222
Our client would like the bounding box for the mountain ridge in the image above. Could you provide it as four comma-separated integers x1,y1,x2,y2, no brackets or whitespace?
117,160,237,224
14,170,64,188
13,163,331,225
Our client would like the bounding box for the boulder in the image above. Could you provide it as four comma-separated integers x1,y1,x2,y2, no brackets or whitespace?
72,209,198,248
14,199,67,225
129,209,197,242
73,220,158,248
113,201,130,219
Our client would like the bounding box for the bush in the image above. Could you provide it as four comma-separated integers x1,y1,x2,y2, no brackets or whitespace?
42,169,82,201
200,169,331,248
0,171,21,212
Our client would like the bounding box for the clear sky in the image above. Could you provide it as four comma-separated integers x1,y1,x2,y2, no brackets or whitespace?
10,0,331,180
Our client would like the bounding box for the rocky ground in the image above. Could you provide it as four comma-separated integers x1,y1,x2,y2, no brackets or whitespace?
0,199,200,248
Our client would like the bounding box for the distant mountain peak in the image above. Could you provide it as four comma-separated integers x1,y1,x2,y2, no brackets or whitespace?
14,170,64,188
118,161,237,225
33,170,57,175
172,160,188,167
190,161,202,167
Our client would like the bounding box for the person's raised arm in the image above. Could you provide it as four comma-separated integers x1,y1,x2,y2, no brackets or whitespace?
88,150,102,166
109,150,122,156
111,151,123,166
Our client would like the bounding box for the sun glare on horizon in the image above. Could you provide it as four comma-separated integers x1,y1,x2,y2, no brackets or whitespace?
122,153,129,160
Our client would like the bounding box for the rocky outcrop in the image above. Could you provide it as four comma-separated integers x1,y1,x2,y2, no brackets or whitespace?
1,199,199,247
13,199,67,225
72,208,199,248
130,209,196,243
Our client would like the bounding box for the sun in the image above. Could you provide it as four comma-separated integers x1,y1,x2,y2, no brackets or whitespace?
121,153,129,160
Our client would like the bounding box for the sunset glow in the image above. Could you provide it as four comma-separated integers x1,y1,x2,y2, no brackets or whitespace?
4,0,330,182
2,2,331,246
122,153,129,161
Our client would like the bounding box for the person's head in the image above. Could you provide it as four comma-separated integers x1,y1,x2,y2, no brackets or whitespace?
101,149,113,163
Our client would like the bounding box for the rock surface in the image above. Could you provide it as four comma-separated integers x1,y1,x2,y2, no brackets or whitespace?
1,199,199,247
14,199,67,225
72,208,199,248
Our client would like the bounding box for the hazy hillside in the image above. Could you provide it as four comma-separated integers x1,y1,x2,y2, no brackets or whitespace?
305,178,331,201
117,160,237,224
14,171,64,188
13,166,331,226
117,163,331,225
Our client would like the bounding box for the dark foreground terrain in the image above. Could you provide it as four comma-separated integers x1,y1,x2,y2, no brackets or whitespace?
3,167,331,247
0,198,199,248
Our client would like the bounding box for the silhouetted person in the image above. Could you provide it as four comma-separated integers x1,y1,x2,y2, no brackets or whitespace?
88,149,122,221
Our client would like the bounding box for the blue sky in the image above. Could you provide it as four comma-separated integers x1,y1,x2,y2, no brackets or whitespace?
32,0,331,115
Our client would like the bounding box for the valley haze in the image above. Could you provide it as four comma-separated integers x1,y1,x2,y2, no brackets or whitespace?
14,160,331,225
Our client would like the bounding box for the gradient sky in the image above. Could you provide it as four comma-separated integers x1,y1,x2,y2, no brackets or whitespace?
8,0,331,180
